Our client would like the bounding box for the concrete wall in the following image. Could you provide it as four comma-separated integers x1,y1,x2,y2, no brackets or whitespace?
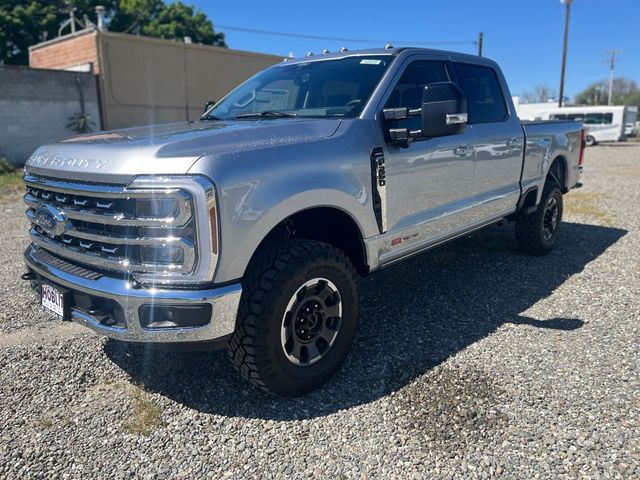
0,66,100,165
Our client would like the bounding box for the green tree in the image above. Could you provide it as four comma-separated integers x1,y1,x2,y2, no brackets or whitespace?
575,78,640,108
1,1,65,65
107,0,164,34
141,2,225,45
0,0,226,65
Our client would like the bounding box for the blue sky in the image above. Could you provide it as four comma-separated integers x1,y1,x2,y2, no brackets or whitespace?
195,0,640,101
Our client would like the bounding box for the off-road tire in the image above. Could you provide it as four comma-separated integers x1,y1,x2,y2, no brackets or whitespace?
515,184,563,255
228,239,360,397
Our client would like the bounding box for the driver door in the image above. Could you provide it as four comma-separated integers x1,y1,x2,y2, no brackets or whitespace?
378,58,477,263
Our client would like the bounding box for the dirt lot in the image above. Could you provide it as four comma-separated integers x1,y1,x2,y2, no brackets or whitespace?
0,144,638,479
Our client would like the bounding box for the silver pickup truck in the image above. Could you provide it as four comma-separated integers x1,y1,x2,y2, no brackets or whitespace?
22,47,584,396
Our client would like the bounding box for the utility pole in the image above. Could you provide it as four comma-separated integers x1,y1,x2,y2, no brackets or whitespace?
477,32,483,57
558,0,573,107
606,50,622,106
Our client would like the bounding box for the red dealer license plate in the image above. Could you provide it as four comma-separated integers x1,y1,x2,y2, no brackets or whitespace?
41,283,69,320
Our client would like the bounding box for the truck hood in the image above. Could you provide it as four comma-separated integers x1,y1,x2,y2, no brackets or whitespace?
25,118,342,183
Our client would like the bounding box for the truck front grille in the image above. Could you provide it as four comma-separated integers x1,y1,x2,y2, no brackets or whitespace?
24,174,218,284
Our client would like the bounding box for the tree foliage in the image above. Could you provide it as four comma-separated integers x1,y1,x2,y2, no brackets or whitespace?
574,78,640,108
141,2,225,45
0,0,226,65
107,0,163,34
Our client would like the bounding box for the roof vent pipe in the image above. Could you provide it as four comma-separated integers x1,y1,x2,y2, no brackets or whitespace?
95,6,106,31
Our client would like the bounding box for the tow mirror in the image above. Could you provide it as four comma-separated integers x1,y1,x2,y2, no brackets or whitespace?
421,82,467,137
203,100,216,114
383,81,467,145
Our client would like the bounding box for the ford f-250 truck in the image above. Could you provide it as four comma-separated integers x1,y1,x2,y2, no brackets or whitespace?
22,47,584,396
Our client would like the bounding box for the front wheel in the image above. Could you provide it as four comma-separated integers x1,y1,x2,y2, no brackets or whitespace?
515,184,563,255
228,239,360,397
585,135,597,147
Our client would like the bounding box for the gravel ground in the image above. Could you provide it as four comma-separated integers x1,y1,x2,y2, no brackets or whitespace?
0,144,638,479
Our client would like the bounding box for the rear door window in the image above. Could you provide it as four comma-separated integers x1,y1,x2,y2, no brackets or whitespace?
454,63,507,124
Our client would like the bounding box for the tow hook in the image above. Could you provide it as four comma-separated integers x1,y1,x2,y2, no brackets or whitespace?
21,272,36,281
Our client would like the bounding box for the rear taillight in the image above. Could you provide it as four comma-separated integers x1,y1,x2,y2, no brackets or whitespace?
579,129,585,166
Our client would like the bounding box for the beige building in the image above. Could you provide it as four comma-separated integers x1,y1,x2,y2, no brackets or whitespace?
30,29,283,129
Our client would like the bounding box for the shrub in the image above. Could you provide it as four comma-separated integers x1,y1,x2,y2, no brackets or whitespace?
0,157,16,175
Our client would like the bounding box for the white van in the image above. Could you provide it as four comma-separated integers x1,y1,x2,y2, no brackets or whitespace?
517,105,627,146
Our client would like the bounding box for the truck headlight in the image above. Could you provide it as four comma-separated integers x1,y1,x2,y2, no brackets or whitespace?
135,197,182,220
125,175,218,285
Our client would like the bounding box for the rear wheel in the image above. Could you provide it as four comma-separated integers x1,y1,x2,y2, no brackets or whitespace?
228,239,359,397
515,184,563,255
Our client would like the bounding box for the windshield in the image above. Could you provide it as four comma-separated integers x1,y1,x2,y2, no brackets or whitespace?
206,55,393,120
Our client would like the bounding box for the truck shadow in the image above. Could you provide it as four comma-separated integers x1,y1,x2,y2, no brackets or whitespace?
104,221,626,420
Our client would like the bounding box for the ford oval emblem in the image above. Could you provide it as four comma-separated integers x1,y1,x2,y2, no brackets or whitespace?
35,204,68,236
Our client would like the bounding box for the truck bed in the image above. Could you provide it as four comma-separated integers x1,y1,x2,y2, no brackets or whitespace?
520,119,583,201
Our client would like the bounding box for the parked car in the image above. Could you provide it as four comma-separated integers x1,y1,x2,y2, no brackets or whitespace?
22,47,584,396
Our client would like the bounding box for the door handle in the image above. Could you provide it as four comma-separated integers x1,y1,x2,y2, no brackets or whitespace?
454,145,473,156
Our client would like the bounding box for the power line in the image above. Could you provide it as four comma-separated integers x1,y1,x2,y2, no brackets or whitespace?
215,24,477,47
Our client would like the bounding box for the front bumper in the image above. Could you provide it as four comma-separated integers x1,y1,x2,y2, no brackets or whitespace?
24,245,242,343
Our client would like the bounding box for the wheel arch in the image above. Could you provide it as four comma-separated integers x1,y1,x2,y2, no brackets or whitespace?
249,205,369,276
547,155,568,192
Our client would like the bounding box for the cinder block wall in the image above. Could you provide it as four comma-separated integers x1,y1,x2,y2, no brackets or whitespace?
0,66,100,166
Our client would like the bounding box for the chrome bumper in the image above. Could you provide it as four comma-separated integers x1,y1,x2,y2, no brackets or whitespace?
24,245,241,343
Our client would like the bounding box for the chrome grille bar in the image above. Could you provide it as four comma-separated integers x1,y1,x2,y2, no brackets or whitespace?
25,174,159,197
26,208,191,246
29,228,194,274
24,193,189,227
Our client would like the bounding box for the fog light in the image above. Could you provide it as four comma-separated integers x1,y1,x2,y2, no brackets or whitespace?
139,304,212,329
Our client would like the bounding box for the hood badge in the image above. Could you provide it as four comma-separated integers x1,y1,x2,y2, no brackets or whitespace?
28,153,108,170
35,204,68,237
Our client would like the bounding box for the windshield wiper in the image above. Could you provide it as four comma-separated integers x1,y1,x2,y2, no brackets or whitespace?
200,113,222,121
235,111,297,119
